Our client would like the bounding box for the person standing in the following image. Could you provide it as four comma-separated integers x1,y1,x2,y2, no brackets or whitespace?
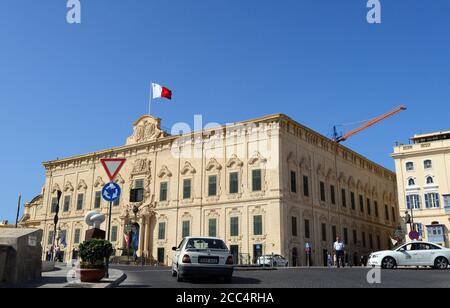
333,236,345,268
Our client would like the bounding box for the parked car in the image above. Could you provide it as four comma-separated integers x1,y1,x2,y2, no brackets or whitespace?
257,254,289,267
171,237,234,282
368,241,450,270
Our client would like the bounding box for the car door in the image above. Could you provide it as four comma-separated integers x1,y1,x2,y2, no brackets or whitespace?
418,243,439,265
396,243,421,266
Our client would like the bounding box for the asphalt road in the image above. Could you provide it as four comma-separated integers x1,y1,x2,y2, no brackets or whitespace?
112,265,450,288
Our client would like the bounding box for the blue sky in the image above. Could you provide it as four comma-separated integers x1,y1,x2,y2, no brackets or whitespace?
1,0,449,221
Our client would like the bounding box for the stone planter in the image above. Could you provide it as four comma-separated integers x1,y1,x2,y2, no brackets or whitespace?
76,268,106,283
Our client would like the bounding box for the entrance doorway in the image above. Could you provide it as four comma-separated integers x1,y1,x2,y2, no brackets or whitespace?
157,247,165,265
230,245,239,265
253,244,263,264
292,248,298,267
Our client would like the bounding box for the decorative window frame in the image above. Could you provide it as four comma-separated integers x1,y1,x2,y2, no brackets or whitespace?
205,158,222,202
248,152,267,198
287,152,299,197
226,155,243,200
180,162,196,205
205,210,220,237
156,215,169,245
227,208,243,243
157,166,173,206
250,206,266,241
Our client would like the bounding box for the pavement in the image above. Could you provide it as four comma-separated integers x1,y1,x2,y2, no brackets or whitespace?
0,264,127,288
112,264,450,288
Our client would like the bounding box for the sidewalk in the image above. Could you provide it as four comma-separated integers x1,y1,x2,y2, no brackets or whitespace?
1,264,127,288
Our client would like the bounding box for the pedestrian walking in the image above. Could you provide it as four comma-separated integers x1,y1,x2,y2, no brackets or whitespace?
333,236,345,268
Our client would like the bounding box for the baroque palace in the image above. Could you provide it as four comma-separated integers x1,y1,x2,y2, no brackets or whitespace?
21,114,399,266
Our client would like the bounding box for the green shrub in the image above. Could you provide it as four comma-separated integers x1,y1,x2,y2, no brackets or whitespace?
78,239,113,269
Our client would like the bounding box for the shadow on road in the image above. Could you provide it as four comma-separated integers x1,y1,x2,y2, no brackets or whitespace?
183,276,261,285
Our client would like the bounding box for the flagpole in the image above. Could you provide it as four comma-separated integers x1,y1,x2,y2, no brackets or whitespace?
149,84,152,116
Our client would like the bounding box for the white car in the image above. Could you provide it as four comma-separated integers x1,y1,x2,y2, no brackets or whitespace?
257,254,289,267
171,237,234,282
368,241,450,270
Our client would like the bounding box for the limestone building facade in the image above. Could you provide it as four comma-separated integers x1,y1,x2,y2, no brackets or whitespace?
392,131,450,247
21,114,399,266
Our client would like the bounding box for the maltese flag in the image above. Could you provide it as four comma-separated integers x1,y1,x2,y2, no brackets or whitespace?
152,83,172,100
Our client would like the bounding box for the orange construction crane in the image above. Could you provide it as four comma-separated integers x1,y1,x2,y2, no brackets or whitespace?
333,105,407,143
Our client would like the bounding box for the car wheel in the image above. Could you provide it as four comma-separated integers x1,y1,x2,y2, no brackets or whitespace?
273,262,277,267
434,257,449,270
381,257,396,270
176,265,183,282
171,267,177,277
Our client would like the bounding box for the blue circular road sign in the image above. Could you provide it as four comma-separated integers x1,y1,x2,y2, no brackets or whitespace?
102,182,121,202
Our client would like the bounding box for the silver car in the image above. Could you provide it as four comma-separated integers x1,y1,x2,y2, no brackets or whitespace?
172,237,234,282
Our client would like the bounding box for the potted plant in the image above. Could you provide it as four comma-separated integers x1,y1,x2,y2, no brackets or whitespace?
77,239,113,282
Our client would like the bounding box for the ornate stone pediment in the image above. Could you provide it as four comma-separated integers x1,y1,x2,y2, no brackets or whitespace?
158,165,173,178
206,158,222,171
248,151,267,165
181,162,196,175
126,115,167,145
51,183,61,194
94,176,105,188
63,181,74,192
226,154,243,168
115,174,125,184
131,158,151,175
77,179,87,190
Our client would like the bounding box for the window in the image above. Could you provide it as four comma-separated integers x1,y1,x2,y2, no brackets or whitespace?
208,175,217,197
426,176,434,185
74,229,81,244
351,192,356,210
427,225,445,243
303,176,309,197
331,225,337,242
292,217,298,237
415,223,424,237
208,219,217,237
406,162,414,171
160,182,168,201
158,222,166,240
367,198,371,216
392,207,397,223
377,235,381,250
444,195,450,213
304,219,310,239
408,178,415,186
253,215,263,236
76,193,84,210
182,221,190,238
385,204,390,221
130,179,144,202
369,234,373,249
343,228,348,245
321,223,327,242
353,229,358,245
424,160,432,169
47,231,55,245
229,172,239,194
51,197,58,213
290,171,297,193
94,191,101,209
362,232,366,247
230,217,239,237
63,196,71,212
359,195,364,213
252,169,262,192
425,193,440,208
183,179,192,199
341,189,347,208
320,182,326,202
330,185,336,205
111,226,118,242
374,201,379,217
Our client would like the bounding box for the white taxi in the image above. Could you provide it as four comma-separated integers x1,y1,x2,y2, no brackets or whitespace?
171,237,234,282
368,241,450,270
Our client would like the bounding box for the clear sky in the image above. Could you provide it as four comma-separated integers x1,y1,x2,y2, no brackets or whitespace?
1,0,449,222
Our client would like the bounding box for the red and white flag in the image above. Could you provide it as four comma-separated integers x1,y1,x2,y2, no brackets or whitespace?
152,83,172,100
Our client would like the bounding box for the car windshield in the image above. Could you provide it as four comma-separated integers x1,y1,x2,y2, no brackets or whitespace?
185,238,228,250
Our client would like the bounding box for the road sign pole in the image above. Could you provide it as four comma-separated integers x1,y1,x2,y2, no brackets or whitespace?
106,200,113,279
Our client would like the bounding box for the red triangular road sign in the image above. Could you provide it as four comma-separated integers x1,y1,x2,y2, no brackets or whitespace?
100,158,126,182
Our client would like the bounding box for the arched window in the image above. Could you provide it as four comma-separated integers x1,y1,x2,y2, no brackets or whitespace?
406,162,414,171
424,160,432,169
426,176,434,185
408,178,415,186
